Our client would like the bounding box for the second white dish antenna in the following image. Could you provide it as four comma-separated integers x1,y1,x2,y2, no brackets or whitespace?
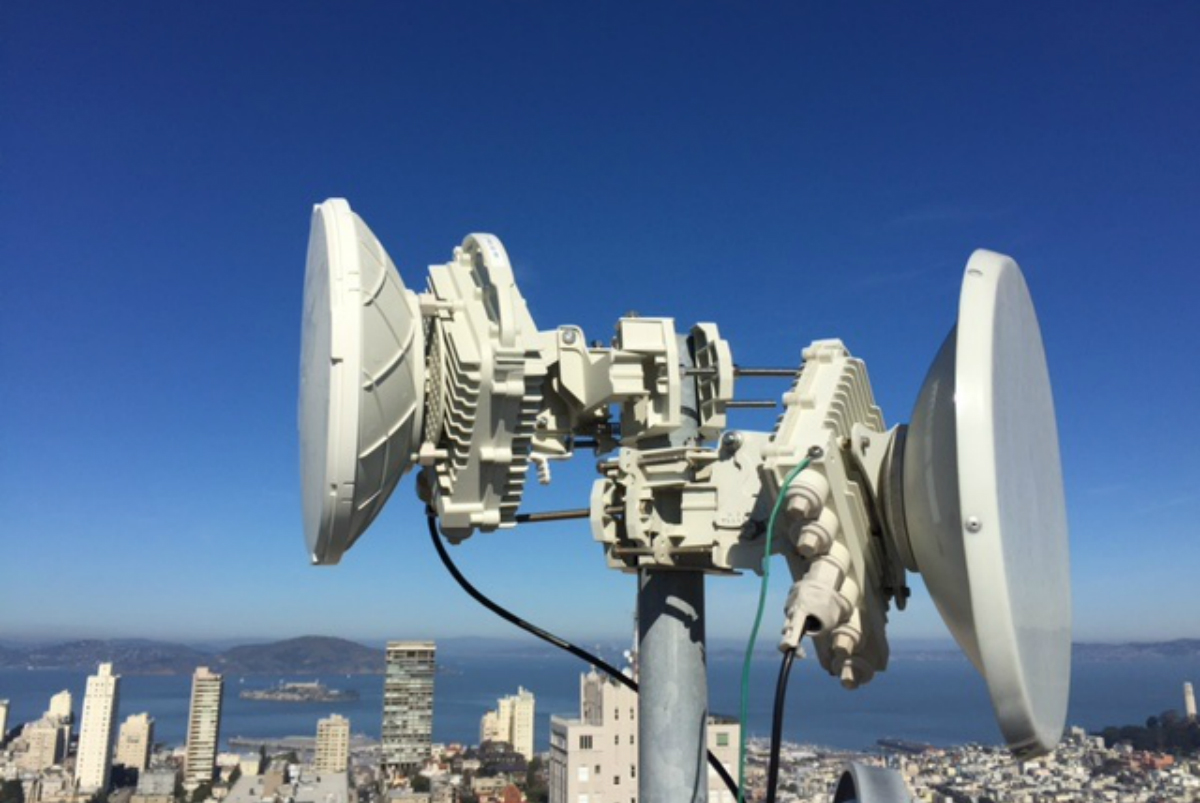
893,250,1070,755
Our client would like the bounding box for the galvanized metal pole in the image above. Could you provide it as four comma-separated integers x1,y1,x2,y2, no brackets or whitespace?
635,333,710,803
638,569,708,803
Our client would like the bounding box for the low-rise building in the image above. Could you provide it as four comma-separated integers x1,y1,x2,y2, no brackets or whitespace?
131,768,179,803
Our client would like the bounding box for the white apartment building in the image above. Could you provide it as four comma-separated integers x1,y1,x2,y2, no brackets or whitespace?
46,690,75,761
315,714,351,773
381,641,435,779
115,712,155,771
701,716,739,803
480,687,536,761
17,718,67,772
549,670,739,803
550,671,637,803
0,700,8,744
184,667,224,790
75,663,121,794
47,690,73,723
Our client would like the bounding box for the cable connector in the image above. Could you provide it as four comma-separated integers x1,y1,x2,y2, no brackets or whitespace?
835,654,876,690
790,507,840,559
784,468,829,520
779,544,852,651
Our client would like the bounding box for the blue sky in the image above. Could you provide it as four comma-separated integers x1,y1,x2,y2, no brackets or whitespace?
2,3,1197,647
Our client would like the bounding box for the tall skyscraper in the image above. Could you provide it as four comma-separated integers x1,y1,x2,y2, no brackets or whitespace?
116,712,156,771
184,667,224,791
1186,682,1197,721
549,669,739,803
76,663,122,794
480,687,536,761
315,714,351,773
0,699,9,744
381,641,435,779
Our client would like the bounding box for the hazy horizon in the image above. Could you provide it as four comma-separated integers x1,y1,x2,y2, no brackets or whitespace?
2,631,1195,652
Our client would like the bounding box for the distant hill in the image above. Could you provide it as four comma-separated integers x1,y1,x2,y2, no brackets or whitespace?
0,636,382,675
1,636,1196,674
0,644,26,666
1074,639,1200,661
4,639,211,674
215,636,382,675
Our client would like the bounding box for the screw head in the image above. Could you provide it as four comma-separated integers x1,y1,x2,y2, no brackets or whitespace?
721,431,743,451
807,445,825,460
560,328,578,345
965,516,982,533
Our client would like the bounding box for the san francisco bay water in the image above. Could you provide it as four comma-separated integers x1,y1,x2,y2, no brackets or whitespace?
2,651,1195,753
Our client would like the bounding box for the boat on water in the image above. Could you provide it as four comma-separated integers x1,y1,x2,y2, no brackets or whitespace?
239,680,359,702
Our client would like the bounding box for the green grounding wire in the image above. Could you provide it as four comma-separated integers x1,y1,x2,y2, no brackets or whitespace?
737,456,811,803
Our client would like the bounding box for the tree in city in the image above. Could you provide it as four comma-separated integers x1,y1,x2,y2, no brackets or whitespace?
0,780,25,803
523,757,547,803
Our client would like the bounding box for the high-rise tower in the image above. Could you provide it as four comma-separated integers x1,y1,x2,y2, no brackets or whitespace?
116,712,155,771
381,641,435,779
480,687,536,761
75,663,121,794
315,714,351,773
184,667,224,791
1186,682,1197,722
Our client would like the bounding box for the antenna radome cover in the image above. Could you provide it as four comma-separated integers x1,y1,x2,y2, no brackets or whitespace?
299,199,424,565
903,249,1070,757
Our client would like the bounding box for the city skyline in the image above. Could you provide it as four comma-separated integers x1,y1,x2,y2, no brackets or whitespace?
2,3,1199,649
4,652,1195,753
3,653,1198,803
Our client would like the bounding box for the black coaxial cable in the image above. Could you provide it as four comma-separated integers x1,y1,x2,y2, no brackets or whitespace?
425,510,740,797
765,647,798,803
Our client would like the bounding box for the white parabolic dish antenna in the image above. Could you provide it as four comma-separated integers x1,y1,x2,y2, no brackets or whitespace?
897,250,1070,756
299,199,424,565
